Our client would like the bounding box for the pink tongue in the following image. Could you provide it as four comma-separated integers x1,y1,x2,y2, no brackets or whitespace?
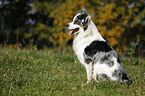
69,30,73,36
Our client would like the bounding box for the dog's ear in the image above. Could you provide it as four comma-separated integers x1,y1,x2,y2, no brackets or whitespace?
83,14,91,31
86,14,91,21
84,14,91,25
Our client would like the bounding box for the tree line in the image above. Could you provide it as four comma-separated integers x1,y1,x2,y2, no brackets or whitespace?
0,0,145,56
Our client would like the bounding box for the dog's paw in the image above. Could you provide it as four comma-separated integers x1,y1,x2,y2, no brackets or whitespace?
87,80,91,84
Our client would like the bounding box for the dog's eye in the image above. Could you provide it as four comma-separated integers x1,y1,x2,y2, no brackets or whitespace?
74,20,80,24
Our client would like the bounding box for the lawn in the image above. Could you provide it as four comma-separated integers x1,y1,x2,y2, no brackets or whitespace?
0,48,144,96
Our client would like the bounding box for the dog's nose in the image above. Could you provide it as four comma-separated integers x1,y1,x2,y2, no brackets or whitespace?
66,24,69,28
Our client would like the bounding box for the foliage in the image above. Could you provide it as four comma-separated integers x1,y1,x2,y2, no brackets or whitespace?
0,48,145,95
0,0,53,49
32,0,145,53
96,0,145,52
0,0,145,54
0,0,32,44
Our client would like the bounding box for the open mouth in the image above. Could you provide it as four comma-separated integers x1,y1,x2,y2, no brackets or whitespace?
69,28,79,36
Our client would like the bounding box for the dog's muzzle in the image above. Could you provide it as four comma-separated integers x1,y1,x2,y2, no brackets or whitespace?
66,23,80,36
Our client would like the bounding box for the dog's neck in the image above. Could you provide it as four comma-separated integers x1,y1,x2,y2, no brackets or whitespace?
75,20,105,41
89,20,105,41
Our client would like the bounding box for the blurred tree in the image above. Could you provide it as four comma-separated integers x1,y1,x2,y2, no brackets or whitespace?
32,0,145,53
0,0,32,45
32,0,97,50
0,0,54,48
0,0,145,54
95,0,145,53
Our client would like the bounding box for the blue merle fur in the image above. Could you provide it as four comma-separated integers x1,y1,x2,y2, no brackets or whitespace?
83,40,115,65
83,40,132,84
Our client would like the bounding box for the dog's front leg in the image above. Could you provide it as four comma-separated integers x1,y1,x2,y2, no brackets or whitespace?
85,61,93,84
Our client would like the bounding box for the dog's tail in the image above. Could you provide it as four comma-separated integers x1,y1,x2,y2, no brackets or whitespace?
121,72,132,85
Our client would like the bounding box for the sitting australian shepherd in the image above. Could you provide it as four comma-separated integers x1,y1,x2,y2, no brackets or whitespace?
66,12,131,84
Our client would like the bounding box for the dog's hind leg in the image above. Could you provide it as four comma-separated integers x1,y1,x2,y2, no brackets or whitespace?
92,72,99,83
92,64,99,83
85,61,93,84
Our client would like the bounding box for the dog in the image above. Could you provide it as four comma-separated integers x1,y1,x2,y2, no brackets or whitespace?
66,12,131,84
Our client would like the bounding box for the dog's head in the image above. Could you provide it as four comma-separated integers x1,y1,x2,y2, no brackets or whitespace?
66,12,91,35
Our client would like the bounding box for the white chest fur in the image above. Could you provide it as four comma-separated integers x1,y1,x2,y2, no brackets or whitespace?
72,21,105,58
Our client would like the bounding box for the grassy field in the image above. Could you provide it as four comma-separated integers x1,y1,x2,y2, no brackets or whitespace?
0,48,145,96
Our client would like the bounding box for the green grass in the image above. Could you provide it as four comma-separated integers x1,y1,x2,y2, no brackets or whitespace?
0,48,145,96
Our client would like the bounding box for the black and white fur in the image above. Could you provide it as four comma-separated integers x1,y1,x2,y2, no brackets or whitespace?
66,12,131,84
